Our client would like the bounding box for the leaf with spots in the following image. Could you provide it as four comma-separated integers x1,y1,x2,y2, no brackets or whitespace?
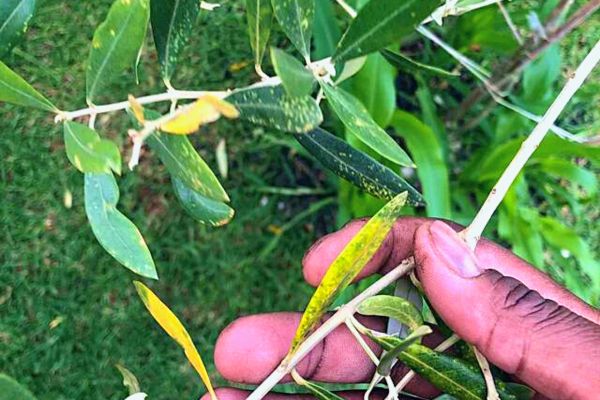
0,374,37,400
376,325,432,376
289,192,407,355
63,121,121,175
86,0,150,102
151,0,200,84
133,281,217,400
270,0,314,59
295,128,424,206
0,0,36,57
0,60,57,111
172,177,234,226
246,0,272,68
333,0,439,62
270,47,314,97
84,172,157,279
321,83,413,167
357,295,424,333
226,85,322,133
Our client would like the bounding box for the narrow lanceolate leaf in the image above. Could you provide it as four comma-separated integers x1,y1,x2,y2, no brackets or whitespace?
295,128,424,206
133,282,217,400
172,178,234,226
322,84,414,167
270,47,314,97
115,364,141,395
334,0,439,62
292,370,344,400
86,0,150,102
160,96,239,134
0,60,57,111
84,173,157,279
0,374,37,400
0,0,36,56
226,85,322,133
357,295,423,332
270,0,314,59
246,0,272,67
151,0,200,83
63,121,121,175
289,192,408,354
382,50,458,78
377,325,432,376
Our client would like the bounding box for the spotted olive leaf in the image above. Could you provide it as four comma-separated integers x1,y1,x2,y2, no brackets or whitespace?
334,0,439,62
295,128,424,206
84,173,157,279
270,0,314,59
246,0,272,67
151,0,200,83
292,371,344,400
86,0,150,102
321,83,414,167
0,0,36,56
270,47,314,97
63,121,121,175
0,374,37,400
226,85,322,133
0,60,57,111
376,325,432,376
357,295,423,332
172,177,234,226
289,192,407,354
133,282,217,400
381,49,458,78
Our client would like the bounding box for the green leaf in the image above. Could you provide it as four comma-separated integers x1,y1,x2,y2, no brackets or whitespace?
63,121,121,175
151,0,200,83
535,158,598,196
376,325,432,376
226,85,322,133
270,47,314,97
0,0,36,56
270,0,314,59
522,45,561,107
246,0,272,67
0,374,37,400
172,177,234,226
321,83,413,167
292,372,345,400
289,192,407,354
0,60,57,111
382,49,459,78
295,128,424,206
357,295,423,332
84,172,157,279
312,0,340,60
333,0,439,62
86,0,150,102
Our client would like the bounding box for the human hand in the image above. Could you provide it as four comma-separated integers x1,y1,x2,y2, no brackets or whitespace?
203,218,600,400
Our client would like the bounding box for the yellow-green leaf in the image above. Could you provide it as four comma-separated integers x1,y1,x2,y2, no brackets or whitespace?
115,363,141,395
357,294,423,333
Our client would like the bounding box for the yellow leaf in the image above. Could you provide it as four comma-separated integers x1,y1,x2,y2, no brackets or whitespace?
288,192,408,356
203,95,240,119
133,281,217,400
160,98,220,134
128,95,145,124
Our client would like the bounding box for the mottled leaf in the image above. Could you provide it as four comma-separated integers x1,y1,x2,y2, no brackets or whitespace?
246,0,272,67
86,0,150,102
358,295,423,332
334,0,439,62
382,49,458,78
226,85,322,133
0,60,57,111
115,364,141,395
0,0,36,56
270,47,314,97
134,282,217,400
0,374,37,400
289,192,407,354
84,173,157,279
63,121,121,174
292,371,344,400
295,128,423,205
172,177,234,226
271,0,314,59
160,95,239,134
377,325,432,376
322,83,413,167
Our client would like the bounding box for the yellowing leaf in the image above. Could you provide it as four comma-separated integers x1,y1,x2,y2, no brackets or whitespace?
288,192,408,355
128,95,145,123
133,281,217,400
204,95,240,119
161,95,239,135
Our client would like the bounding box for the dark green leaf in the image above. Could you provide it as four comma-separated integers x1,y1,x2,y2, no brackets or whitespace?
246,0,272,67
0,60,57,111
382,49,458,77
270,0,314,59
0,374,37,400
151,0,200,83
357,295,423,332
0,0,36,56
312,0,340,60
504,383,535,400
172,177,234,226
333,0,439,62
226,85,322,133
87,0,150,102
84,172,157,279
270,47,314,97
292,372,345,400
63,121,121,175
377,325,432,376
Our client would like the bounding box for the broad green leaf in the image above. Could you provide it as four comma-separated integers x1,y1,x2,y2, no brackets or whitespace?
289,192,407,354
382,49,459,78
84,172,157,279
522,45,561,107
0,374,37,400
295,128,424,205
172,177,234,226
226,85,322,133
150,0,200,83
336,56,367,84
160,95,239,134
246,0,272,67
134,281,217,400
115,364,141,395
312,0,340,60
63,121,121,175
270,0,314,59
270,47,314,97
376,325,432,376
357,295,423,332
321,83,413,167
535,158,598,196
292,371,344,400
0,0,36,56
333,0,439,62
86,0,150,102
0,60,57,111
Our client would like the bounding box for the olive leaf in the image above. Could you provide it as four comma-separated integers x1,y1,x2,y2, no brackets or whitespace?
357,295,423,332
270,47,314,97
0,0,36,56
376,325,432,376
63,121,121,175
382,49,459,78
292,370,344,400
246,0,272,67
0,60,57,111
172,177,234,226
289,192,407,354
160,95,239,134
270,0,314,59
0,374,37,400
115,364,141,395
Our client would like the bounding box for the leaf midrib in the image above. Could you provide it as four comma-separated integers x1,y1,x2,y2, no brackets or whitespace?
0,0,29,35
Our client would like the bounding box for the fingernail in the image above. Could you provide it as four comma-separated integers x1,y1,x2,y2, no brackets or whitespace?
429,222,481,278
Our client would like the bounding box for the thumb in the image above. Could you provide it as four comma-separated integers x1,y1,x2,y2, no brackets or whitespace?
414,221,600,400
